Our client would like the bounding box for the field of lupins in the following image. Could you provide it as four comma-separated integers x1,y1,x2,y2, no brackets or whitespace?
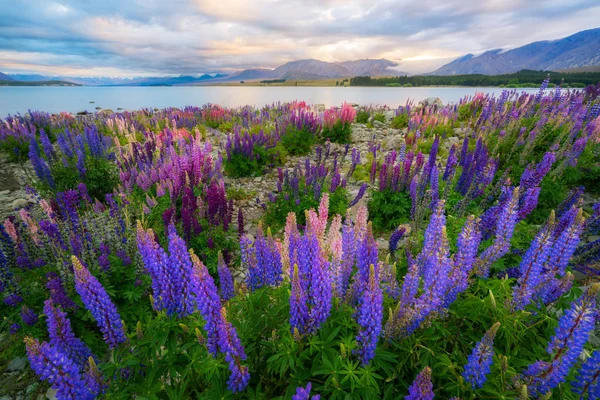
1,79,600,399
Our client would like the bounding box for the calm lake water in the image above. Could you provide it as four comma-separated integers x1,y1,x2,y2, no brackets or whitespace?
0,86,540,117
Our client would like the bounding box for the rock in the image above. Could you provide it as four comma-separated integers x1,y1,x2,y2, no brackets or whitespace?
11,199,30,210
384,110,396,122
385,135,405,150
376,238,389,251
45,388,57,400
253,177,262,183
6,357,27,372
0,396,14,400
420,97,443,107
0,190,10,195
26,383,38,396
372,120,384,128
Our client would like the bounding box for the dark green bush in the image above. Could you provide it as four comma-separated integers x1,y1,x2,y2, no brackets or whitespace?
321,121,352,144
356,109,370,124
367,190,412,232
280,125,316,156
391,114,409,129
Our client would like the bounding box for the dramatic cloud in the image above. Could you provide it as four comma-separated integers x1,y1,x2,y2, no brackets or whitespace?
0,0,598,76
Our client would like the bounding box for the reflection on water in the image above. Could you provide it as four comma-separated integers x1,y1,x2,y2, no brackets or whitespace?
0,86,540,116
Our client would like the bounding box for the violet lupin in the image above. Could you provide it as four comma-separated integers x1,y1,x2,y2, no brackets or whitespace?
290,263,309,335
520,284,599,396
72,255,126,349
166,223,196,316
573,350,600,399
354,264,383,365
462,322,500,389
292,382,320,400
218,307,250,393
24,337,95,400
44,299,94,369
190,251,221,356
217,252,235,301
474,187,520,277
512,212,555,311
20,305,38,326
406,367,434,400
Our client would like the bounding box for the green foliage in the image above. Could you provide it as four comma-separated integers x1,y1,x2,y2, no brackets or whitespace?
349,70,600,87
356,109,370,124
36,155,119,199
391,113,409,129
280,125,317,156
373,113,386,123
368,190,412,232
321,121,352,144
0,136,30,162
224,145,270,178
264,187,349,231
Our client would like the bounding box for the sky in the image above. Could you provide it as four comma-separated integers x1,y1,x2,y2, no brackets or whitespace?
1,0,599,77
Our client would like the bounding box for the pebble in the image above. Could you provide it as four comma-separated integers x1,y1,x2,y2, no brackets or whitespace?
11,199,30,210
6,357,27,372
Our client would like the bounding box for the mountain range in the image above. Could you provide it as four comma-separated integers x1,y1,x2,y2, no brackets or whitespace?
432,28,600,75
2,28,600,84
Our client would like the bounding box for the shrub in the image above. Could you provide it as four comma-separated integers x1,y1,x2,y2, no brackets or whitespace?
368,189,412,232
356,109,370,124
321,120,352,144
280,125,316,156
373,113,386,123
391,113,409,129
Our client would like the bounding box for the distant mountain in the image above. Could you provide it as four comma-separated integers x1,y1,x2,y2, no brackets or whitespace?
7,73,227,86
0,72,14,81
225,58,402,81
432,28,600,75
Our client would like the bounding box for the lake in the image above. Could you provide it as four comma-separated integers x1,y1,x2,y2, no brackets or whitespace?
0,86,540,117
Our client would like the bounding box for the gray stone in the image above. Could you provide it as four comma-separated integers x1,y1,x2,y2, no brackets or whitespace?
45,388,57,400
384,110,396,121
0,189,10,195
11,199,30,209
420,97,443,107
26,384,38,396
376,238,389,251
0,395,14,400
7,356,27,372
253,177,262,183
385,135,404,150
372,120,384,128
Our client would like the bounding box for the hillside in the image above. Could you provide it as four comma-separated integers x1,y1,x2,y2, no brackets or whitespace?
432,28,600,75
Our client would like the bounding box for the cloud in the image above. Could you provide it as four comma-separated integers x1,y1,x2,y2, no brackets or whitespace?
0,0,598,76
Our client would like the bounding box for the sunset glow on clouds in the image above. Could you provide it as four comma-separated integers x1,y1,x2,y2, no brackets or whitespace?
1,0,599,76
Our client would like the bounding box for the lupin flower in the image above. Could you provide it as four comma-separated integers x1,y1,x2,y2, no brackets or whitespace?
217,308,250,393
462,322,500,389
25,337,96,400
521,284,599,396
72,256,126,348
354,264,383,365
218,252,235,301
190,251,221,356
474,187,519,277
44,299,94,369
292,382,320,400
512,213,555,311
20,305,38,326
406,367,434,400
573,350,600,399
389,226,406,256
290,264,309,335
